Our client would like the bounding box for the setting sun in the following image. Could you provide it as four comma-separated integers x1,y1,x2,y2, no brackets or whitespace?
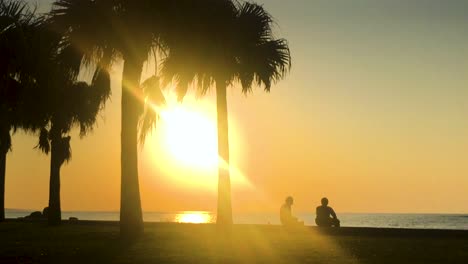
158,101,218,170
143,93,251,191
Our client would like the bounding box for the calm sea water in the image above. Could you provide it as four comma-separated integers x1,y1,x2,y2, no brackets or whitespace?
5,210,468,230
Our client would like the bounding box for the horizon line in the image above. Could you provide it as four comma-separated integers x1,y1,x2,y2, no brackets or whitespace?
5,208,467,215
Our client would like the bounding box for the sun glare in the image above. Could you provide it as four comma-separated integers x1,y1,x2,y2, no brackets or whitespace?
175,211,213,224
143,92,252,191
158,101,218,170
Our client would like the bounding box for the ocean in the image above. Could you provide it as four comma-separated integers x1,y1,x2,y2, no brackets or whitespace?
5,209,468,230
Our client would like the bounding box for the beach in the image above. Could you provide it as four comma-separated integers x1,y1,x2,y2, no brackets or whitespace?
1,220,467,263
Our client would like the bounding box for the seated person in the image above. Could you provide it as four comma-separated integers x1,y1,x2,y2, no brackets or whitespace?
315,197,340,227
280,196,304,227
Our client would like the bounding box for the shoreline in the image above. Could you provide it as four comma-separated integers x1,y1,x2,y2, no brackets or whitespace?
4,218,468,237
6,211,467,230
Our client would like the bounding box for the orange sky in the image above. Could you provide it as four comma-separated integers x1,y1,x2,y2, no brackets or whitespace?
5,0,468,214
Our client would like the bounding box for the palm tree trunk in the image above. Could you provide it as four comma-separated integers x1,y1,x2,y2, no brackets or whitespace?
0,129,10,222
120,58,144,239
48,136,62,225
216,79,233,225
0,149,6,222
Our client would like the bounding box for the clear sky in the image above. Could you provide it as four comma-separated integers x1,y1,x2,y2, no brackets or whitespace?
5,0,468,213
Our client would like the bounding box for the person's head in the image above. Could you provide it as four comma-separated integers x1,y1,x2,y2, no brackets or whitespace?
321,197,329,206
285,196,294,206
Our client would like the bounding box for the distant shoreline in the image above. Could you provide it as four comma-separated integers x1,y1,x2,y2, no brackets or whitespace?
5,209,468,215
4,218,468,236
5,211,468,230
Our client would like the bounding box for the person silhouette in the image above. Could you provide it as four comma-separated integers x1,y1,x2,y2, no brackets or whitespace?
280,196,303,227
315,197,340,227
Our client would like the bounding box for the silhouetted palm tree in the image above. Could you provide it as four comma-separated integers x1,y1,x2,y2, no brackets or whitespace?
27,20,111,225
49,0,167,237
161,2,291,225
35,79,110,225
0,0,42,222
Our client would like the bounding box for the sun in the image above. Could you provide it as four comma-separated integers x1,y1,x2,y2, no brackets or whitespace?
158,100,218,171
143,93,251,191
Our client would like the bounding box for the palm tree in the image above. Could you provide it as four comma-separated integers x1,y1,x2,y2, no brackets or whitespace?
161,1,291,225
49,0,168,237
35,79,110,225
26,19,112,225
0,0,42,222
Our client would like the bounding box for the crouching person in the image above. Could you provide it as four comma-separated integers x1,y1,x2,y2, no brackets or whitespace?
316,197,340,227
280,196,304,227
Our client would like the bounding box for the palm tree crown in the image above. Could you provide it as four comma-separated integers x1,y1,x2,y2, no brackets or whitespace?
162,1,291,97
0,0,44,222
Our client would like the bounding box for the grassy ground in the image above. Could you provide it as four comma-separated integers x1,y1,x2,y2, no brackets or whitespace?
0,221,467,263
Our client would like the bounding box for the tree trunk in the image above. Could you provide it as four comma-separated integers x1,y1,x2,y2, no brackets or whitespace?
120,57,144,239
0,149,6,222
48,136,62,225
0,129,10,222
216,79,233,225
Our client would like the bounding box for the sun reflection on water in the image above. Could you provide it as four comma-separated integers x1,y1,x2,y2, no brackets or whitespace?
175,211,213,224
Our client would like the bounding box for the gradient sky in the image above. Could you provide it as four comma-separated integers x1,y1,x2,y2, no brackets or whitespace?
5,0,468,214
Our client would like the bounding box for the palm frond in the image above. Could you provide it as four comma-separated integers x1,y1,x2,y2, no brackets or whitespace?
71,81,104,136
138,109,157,146
238,38,291,93
236,2,273,43
234,3,291,93
141,75,165,106
55,40,83,80
0,0,27,22
138,75,166,145
35,127,50,154
92,66,112,102
0,127,11,154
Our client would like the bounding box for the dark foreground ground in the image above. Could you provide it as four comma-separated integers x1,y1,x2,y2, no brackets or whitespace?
0,220,467,263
